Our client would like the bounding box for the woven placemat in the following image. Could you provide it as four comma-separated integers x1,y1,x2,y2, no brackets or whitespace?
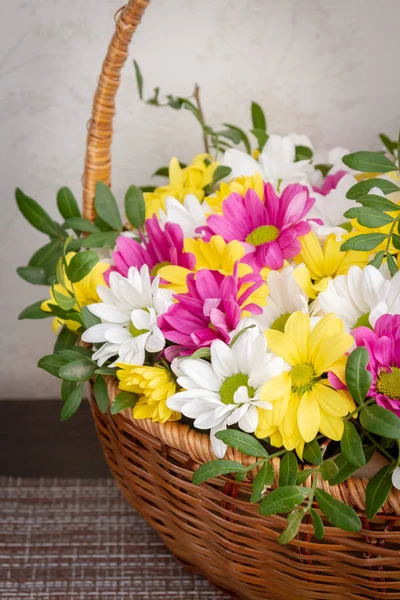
0,477,233,600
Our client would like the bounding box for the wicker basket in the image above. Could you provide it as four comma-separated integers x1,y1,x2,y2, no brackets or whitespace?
82,3,400,599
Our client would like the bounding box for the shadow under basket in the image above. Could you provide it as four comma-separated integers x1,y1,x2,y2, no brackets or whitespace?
89,379,400,600
81,2,400,598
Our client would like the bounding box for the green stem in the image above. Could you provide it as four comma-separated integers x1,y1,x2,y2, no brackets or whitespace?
193,84,210,154
384,214,400,257
359,427,394,462
344,398,375,422
306,469,320,511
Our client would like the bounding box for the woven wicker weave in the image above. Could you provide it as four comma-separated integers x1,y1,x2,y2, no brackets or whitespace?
82,3,400,599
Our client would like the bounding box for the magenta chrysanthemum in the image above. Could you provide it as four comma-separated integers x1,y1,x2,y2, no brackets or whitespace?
159,266,266,359
312,170,347,195
198,183,315,271
352,314,400,417
105,216,195,284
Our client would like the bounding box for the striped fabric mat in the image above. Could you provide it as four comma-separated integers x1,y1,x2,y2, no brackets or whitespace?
0,477,232,599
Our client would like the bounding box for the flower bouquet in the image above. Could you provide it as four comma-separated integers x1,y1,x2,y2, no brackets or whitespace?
16,16,400,595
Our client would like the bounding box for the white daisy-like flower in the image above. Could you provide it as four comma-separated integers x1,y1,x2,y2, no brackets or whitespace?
159,194,211,237
223,134,313,187
317,265,400,331
392,467,400,490
166,323,286,458
253,266,310,332
81,265,173,366
308,173,358,241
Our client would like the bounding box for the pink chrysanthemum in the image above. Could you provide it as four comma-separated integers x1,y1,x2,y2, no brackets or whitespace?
352,314,400,417
313,170,347,195
198,183,314,271
159,265,266,359
105,216,195,284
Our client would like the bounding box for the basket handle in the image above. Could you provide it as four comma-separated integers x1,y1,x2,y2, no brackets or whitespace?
82,0,149,222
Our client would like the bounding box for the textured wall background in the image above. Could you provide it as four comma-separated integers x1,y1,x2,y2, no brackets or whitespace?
1,0,400,398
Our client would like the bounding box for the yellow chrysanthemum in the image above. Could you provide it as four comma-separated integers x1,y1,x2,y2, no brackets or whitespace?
144,154,218,218
41,252,108,333
116,363,180,423
256,312,355,457
294,232,369,297
206,172,264,213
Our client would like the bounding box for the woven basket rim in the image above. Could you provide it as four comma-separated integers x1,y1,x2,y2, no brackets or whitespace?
103,377,400,516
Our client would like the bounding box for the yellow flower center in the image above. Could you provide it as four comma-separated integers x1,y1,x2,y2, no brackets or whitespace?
246,225,279,246
291,363,316,395
377,368,400,399
270,312,291,332
150,261,170,276
354,313,371,329
220,373,255,405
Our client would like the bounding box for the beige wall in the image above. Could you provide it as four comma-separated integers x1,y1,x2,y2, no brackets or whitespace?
1,0,400,398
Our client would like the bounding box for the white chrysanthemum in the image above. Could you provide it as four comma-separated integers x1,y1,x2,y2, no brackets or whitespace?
308,174,358,241
223,134,313,187
392,467,400,490
317,266,400,331
253,266,309,332
81,265,173,366
159,194,211,237
166,324,286,458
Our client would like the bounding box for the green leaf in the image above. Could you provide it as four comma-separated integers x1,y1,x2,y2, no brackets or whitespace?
133,60,143,99
125,185,146,229
358,194,400,213
94,215,113,232
66,250,99,283
259,486,304,516
295,145,313,161
222,123,251,154
320,459,339,481
360,404,400,439
28,239,64,277
250,128,268,151
52,286,76,311
379,133,397,155
81,306,101,329
296,467,318,485
94,376,109,414
60,383,84,421
250,461,274,503
215,430,269,458
110,391,139,415
54,327,78,353
329,448,374,486
314,164,332,178
344,207,394,228
18,300,49,320
63,217,99,233
46,303,83,325
95,366,117,376
80,231,118,248
16,188,64,237
251,101,266,132
38,354,67,378
17,266,47,285
192,460,246,485
212,165,232,185
303,440,323,465
345,347,372,405
342,151,396,174
58,349,89,361
387,252,398,276
315,488,361,532
61,380,77,402
340,233,387,252
347,178,400,200
310,508,324,539
216,128,242,144
57,187,80,220
392,233,400,251
94,182,123,231
189,348,211,360
277,509,304,545
58,358,98,382
279,451,298,487
341,422,366,468
365,464,393,519
368,250,385,269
